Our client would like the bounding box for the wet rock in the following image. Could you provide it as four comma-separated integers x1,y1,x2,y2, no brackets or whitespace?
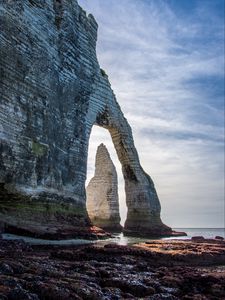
191,236,205,241
29,283,73,300
99,268,112,279
121,292,136,299
0,263,14,275
73,283,104,300
8,287,39,300
210,283,225,297
101,278,155,297
215,236,224,240
162,276,182,288
182,294,208,300
102,287,122,299
149,294,178,299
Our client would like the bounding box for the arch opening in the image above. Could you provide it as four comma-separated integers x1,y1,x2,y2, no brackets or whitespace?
86,125,127,231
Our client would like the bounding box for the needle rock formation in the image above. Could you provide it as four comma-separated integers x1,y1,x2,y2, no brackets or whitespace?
86,144,122,232
0,0,171,238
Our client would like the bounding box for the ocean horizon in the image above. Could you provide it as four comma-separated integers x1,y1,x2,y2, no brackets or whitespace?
172,227,225,239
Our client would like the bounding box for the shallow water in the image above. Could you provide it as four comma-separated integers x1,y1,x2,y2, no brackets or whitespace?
2,228,224,246
99,228,225,246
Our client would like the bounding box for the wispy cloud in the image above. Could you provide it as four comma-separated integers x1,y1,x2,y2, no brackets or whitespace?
80,0,224,227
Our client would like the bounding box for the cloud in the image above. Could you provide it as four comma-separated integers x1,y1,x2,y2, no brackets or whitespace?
80,0,224,228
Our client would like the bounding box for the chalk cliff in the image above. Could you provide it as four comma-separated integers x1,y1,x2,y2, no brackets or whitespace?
0,0,171,237
86,144,122,232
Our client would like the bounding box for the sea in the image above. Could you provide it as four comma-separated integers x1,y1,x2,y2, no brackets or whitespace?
172,228,225,239
2,228,225,246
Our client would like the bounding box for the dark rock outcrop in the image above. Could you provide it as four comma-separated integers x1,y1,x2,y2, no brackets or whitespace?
86,144,122,232
0,239,225,299
0,0,171,237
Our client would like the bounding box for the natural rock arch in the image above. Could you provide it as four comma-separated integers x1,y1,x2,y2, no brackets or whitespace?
0,0,171,237
85,76,171,236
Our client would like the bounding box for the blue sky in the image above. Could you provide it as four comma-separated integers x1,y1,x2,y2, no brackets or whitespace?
79,0,225,228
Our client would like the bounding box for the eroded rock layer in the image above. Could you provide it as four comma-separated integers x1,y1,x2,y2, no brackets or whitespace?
87,144,122,232
0,0,171,237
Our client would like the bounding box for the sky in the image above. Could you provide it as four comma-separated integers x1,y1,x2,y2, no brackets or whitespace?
79,0,225,228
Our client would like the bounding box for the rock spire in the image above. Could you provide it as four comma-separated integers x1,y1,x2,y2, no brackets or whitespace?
86,144,122,232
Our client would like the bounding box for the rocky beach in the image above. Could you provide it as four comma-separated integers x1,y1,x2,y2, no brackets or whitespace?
0,237,224,299
0,1,224,299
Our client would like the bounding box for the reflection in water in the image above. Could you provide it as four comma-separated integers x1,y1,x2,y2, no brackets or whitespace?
98,233,162,246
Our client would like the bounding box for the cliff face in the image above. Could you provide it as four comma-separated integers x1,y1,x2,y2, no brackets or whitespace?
86,144,122,232
0,0,171,237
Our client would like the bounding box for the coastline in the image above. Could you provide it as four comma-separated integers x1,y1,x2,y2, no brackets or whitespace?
2,227,224,247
